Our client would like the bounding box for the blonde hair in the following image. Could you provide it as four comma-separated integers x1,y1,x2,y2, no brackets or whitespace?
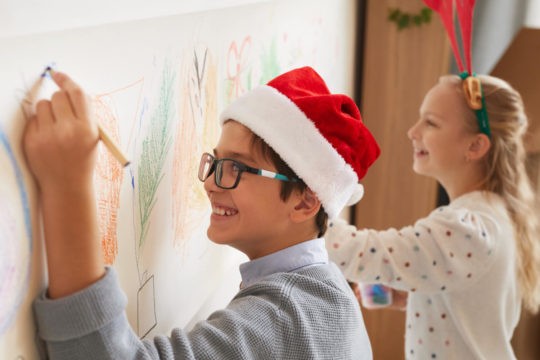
442,74,540,313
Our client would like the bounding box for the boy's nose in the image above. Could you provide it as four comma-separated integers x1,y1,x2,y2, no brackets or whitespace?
203,172,221,193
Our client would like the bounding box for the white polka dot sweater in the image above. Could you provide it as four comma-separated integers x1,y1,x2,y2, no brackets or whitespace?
326,191,521,359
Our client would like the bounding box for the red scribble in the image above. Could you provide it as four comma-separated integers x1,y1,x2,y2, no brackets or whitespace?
226,36,252,100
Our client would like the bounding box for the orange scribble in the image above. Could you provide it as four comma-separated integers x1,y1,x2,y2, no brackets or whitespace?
172,47,219,252
93,96,123,265
91,79,144,265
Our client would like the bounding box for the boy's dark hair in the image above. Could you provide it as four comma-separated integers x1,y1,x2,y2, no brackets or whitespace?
250,134,328,237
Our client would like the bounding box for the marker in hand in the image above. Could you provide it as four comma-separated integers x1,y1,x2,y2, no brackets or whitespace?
42,66,130,167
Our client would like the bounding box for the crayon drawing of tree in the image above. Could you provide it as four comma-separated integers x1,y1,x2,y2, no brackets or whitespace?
136,63,175,266
133,62,175,338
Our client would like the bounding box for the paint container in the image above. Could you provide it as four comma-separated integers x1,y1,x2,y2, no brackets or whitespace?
359,283,392,309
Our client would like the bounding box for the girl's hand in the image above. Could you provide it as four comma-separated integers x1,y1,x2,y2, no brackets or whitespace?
349,282,408,311
389,289,408,311
349,281,362,302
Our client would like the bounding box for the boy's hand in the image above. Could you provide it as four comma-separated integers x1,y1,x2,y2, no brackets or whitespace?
23,71,99,192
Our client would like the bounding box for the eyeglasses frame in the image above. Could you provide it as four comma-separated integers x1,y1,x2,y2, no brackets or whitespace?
199,152,299,190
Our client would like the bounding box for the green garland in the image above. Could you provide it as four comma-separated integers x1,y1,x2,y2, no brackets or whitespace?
388,6,432,30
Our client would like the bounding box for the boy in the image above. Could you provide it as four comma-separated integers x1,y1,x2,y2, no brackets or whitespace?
27,67,380,358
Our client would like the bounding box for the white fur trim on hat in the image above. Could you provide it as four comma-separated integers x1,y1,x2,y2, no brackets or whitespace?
347,183,364,206
220,85,362,219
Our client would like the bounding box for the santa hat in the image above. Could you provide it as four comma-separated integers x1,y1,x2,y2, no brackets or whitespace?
220,66,380,219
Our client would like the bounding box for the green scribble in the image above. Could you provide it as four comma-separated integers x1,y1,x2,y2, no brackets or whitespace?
137,63,175,254
259,38,280,84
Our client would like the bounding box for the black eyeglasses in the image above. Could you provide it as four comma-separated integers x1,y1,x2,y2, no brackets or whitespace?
198,152,298,189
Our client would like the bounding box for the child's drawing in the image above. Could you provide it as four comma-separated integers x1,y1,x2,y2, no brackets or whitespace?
93,79,144,265
172,46,219,251
136,64,175,261
94,98,124,265
225,36,253,104
133,62,176,337
259,37,281,84
0,128,31,335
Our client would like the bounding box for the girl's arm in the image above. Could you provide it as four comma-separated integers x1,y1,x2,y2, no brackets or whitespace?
326,203,499,294
23,71,104,298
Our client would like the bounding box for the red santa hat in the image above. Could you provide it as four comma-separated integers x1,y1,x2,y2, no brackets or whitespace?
220,66,380,219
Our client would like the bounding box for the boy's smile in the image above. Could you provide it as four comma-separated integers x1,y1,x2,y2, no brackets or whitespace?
211,203,238,217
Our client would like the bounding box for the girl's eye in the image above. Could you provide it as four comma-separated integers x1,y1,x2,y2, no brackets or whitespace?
425,119,436,127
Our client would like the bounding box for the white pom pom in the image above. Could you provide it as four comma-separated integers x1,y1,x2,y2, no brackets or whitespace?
346,183,364,205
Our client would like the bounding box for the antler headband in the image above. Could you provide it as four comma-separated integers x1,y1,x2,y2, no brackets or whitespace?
423,0,491,137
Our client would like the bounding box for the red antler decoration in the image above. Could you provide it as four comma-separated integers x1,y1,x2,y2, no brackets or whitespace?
423,0,476,75
455,0,476,75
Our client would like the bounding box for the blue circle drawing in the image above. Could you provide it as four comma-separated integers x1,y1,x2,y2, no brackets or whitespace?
0,127,32,335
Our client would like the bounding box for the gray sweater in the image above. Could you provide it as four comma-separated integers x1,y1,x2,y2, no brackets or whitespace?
34,263,372,359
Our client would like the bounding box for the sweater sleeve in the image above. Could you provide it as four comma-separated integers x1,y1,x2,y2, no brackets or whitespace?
325,204,500,294
34,267,158,359
33,268,281,359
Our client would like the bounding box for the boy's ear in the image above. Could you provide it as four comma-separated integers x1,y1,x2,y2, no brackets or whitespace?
290,188,321,223
467,133,491,161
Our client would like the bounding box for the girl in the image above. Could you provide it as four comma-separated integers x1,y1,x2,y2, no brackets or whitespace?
326,74,540,359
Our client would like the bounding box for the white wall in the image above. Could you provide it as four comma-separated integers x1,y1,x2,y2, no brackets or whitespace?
526,0,540,27
470,0,527,74
469,0,540,73
0,0,269,38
